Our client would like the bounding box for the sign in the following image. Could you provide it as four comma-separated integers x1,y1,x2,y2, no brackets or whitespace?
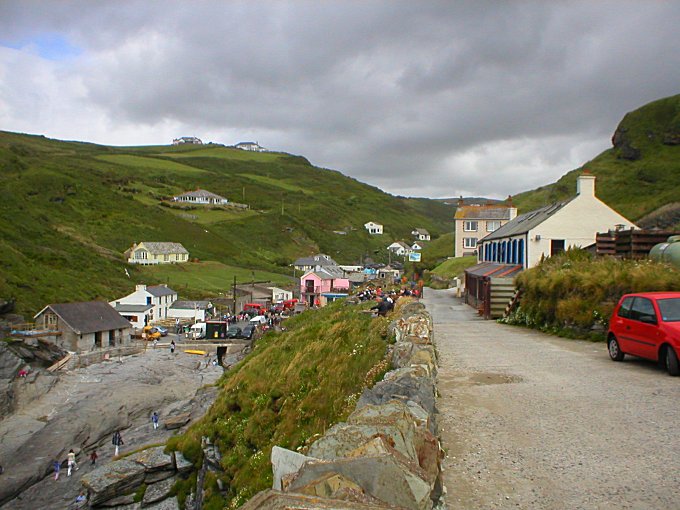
408,252,422,262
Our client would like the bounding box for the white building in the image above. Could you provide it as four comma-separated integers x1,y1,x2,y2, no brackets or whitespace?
173,189,228,205
364,221,384,235
168,300,212,323
110,284,178,327
235,141,267,152
387,241,412,257
477,173,637,269
411,228,431,241
172,137,203,145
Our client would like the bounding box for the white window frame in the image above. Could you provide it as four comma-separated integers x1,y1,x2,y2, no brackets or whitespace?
463,237,478,249
486,220,500,232
464,221,478,232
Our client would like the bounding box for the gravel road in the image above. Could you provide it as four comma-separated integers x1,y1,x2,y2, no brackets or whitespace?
424,288,680,510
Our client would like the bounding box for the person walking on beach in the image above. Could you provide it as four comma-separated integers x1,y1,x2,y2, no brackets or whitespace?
67,449,78,476
53,459,61,480
90,450,98,466
151,411,159,430
112,430,124,456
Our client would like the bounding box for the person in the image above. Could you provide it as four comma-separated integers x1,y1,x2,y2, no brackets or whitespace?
18,368,28,377
175,318,180,333
90,450,98,466
112,430,124,456
170,340,176,354
152,337,158,349
75,491,86,503
371,298,392,317
67,449,78,476
53,459,61,480
151,411,159,430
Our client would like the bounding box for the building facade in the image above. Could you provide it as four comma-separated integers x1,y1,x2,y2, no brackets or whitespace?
454,202,517,258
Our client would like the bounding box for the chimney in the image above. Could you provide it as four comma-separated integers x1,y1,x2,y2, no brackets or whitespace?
458,195,464,207
577,172,596,197
136,284,146,292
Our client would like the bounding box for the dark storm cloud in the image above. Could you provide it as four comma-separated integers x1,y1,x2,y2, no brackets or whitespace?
1,1,679,197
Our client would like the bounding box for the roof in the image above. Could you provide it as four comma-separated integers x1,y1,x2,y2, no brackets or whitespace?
389,241,411,249
174,189,227,201
293,254,338,267
307,266,346,280
464,262,524,279
413,228,430,235
112,304,153,313
364,221,382,226
147,285,177,297
37,301,132,334
480,199,572,242
454,205,516,220
170,300,211,310
137,242,189,255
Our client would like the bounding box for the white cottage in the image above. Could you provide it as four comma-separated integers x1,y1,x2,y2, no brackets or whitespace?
364,221,384,235
110,284,178,327
477,173,637,269
173,189,229,205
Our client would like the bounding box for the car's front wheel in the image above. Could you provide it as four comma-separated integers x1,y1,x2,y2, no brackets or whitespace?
665,346,680,376
608,336,625,361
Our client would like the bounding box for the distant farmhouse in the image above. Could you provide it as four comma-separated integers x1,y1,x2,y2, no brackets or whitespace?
411,228,431,241
173,189,229,205
172,136,203,145
125,242,189,265
364,221,384,235
235,141,267,152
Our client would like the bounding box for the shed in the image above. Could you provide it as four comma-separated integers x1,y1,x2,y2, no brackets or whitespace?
464,263,523,319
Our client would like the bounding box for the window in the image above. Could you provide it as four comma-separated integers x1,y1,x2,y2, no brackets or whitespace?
487,220,500,232
46,313,58,326
658,298,680,322
631,297,656,323
464,221,478,232
617,297,634,319
551,239,566,255
464,237,477,248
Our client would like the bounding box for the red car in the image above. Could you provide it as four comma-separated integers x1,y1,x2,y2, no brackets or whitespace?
607,292,680,376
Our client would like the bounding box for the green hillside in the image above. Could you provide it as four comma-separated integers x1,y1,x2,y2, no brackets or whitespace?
513,94,680,224
0,132,453,314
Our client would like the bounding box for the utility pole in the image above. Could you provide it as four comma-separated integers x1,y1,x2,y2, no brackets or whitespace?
232,275,237,316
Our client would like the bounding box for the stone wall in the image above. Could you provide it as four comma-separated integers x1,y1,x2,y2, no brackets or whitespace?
242,300,444,510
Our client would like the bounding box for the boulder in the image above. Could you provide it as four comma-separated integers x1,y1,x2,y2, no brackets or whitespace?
287,454,433,510
163,413,190,430
357,369,436,416
271,446,315,491
143,476,176,505
241,490,395,509
128,446,173,473
173,452,193,474
81,459,146,506
145,497,180,510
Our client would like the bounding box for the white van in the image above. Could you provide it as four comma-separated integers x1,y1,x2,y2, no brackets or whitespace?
249,315,267,325
189,322,206,339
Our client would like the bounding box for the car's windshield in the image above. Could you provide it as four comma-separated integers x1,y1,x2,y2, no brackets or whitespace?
658,298,680,322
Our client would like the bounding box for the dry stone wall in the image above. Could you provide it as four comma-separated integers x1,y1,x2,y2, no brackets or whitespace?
243,300,444,510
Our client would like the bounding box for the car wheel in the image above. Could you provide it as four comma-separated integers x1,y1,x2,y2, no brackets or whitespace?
608,336,625,361
665,346,680,377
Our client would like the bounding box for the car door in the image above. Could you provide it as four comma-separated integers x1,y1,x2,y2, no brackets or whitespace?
628,297,661,360
612,296,637,354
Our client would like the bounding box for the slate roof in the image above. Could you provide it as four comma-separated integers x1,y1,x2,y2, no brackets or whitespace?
413,228,430,235
293,254,338,267
147,285,177,297
454,205,515,220
174,189,227,201
37,301,132,334
312,266,346,279
112,304,153,313
464,262,524,279
481,200,572,242
388,241,411,250
170,300,212,310
139,242,189,255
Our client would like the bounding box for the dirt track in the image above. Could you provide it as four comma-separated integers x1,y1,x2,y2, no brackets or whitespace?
424,288,680,510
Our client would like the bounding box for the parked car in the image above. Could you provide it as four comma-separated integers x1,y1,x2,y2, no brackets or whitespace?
241,324,257,340
249,315,267,325
226,326,242,339
607,292,680,376
143,325,161,340
153,326,169,337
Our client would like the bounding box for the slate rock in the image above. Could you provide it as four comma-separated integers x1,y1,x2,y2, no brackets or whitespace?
241,490,395,509
271,446,315,491
358,369,436,415
81,459,146,506
163,413,190,430
143,476,176,505
145,496,180,510
173,451,193,474
128,445,173,473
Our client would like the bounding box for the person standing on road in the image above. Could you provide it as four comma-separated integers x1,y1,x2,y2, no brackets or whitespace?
53,459,61,480
170,340,176,354
67,449,78,476
152,411,159,430
112,431,124,456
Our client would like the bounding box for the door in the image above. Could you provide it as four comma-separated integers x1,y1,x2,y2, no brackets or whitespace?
612,296,636,353
628,297,661,359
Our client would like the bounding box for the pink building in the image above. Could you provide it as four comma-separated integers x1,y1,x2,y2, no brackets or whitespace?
300,267,350,307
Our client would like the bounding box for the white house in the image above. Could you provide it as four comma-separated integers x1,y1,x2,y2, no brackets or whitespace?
267,287,293,302
387,241,412,257
126,242,189,265
110,284,178,327
364,221,384,235
477,173,637,269
172,137,202,145
411,228,431,241
168,300,212,323
411,242,424,251
173,189,229,205
235,141,267,152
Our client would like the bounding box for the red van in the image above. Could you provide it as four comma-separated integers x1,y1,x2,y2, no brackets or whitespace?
607,292,680,376
283,299,298,311
243,303,264,312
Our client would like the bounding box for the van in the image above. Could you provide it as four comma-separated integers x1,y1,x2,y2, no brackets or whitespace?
189,322,206,339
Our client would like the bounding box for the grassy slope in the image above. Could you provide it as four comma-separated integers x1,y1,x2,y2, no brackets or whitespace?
512,95,680,221
168,300,392,507
0,132,453,314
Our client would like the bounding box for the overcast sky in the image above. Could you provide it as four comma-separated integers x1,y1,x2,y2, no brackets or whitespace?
1,1,678,198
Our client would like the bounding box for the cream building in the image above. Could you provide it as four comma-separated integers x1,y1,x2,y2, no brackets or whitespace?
477,174,637,269
454,202,517,257
126,242,189,265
